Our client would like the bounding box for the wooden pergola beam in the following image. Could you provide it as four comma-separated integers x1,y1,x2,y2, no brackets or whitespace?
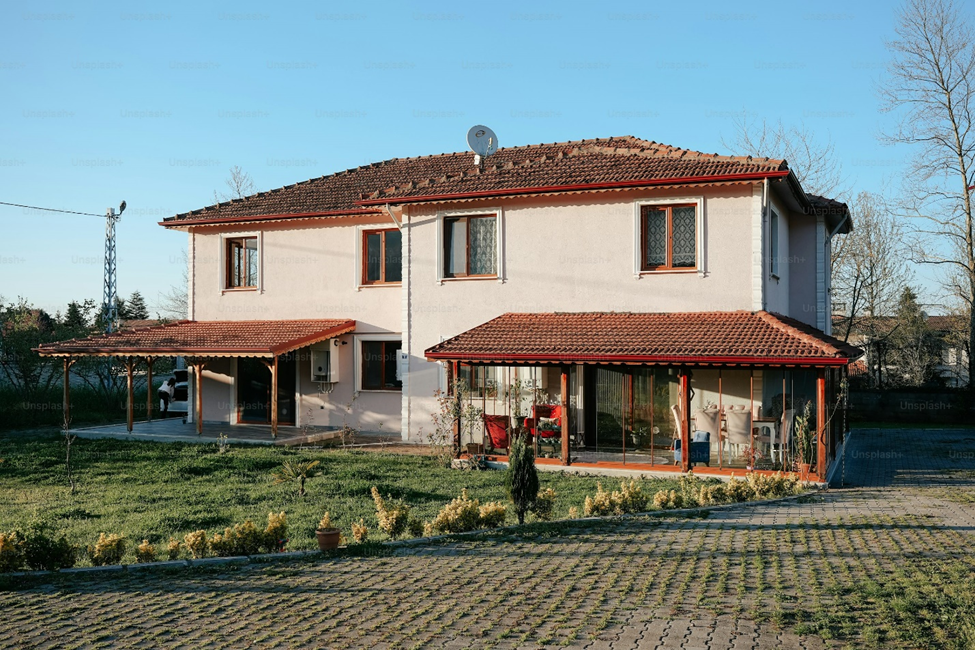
192,360,207,435
679,370,691,473
145,356,154,423
560,365,570,466
62,357,76,429
125,356,136,433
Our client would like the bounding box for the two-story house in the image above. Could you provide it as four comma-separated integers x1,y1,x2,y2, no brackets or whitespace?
39,136,859,481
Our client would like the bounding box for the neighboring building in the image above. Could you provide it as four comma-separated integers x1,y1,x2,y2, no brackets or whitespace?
39,136,859,480
834,314,970,388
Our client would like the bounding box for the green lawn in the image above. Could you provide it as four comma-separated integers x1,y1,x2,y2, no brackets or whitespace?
0,432,685,565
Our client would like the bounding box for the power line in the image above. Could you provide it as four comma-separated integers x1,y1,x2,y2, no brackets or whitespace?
0,201,104,217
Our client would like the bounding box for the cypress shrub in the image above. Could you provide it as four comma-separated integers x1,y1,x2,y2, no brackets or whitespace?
504,434,539,525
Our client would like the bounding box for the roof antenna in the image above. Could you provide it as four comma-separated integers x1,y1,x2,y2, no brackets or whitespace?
467,125,498,170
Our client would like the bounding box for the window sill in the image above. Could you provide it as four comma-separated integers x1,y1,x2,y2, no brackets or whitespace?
439,276,499,283
637,269,699,276
357,388,403,393
358,282,402,288
222,287,259,294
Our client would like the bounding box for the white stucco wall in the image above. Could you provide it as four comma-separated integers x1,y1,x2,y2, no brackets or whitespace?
764,194,791,315
404,186,759,440
788,216,819,328
188,216,403,433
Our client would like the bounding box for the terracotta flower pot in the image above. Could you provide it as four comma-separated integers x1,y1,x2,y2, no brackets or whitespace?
798,462,812,481
315,528,340,552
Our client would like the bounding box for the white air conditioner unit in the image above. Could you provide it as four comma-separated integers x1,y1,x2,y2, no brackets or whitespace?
311,342,339,383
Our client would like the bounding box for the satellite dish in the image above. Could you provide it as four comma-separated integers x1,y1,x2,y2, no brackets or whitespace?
467,125,499,158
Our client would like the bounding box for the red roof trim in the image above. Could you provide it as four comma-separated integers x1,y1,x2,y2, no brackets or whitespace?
356,171,791,206
160,208,382,228
424,351,850,367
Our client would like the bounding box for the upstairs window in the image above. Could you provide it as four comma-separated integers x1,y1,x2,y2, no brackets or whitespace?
363,228,402,284
641,204,696,271
361,340,402,391
226,237,258,288
443,214,497,278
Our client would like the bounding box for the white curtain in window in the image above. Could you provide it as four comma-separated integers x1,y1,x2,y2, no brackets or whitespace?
469,217,497,275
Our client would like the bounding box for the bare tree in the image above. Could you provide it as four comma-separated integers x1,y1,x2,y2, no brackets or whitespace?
881,0,975,389
214,165,256,203
832,191,913,340
157,250,188,320
723,112,848,198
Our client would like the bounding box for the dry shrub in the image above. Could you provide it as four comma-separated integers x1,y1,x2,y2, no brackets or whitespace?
87,533,126,566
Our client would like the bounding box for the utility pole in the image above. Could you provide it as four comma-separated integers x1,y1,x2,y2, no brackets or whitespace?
102,201,126,333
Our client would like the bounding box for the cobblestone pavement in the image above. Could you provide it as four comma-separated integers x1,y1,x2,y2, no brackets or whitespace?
2,426,974,649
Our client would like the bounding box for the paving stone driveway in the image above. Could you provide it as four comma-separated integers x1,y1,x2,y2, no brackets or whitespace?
2,426,974,649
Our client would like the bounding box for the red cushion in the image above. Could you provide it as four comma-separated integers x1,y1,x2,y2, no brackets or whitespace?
482,414,510,449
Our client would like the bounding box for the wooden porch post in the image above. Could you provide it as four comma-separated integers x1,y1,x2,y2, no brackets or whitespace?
816,368,827,481
679,369,691,473
560,365,570,466
194,361,206,435
62,357,75,428
145,356,154,423
451,361,461,458
270,355,279,439
125,356,135,432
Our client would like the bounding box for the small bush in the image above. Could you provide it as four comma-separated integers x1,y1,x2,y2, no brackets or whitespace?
183,530,208,559
585,481,649,516
584,483,615,517
316,512,334,531
407,517,424,538
87,533,126,567
567,506,580,519
726,476,755,502
428,489,483,534
652,489,684,510
136,540,157,563
209,520,264,557
21,525,77,571
531,488,557,521
263,511,288,552
478,502,508,528
0,532,25,573
351,519,368,543
166,537,181,561
371,487,411,539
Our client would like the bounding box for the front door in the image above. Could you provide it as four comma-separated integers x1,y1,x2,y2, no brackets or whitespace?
237,355,296,425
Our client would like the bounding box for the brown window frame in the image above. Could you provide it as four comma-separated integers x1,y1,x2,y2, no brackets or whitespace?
226,236,258,289
360,340,402,391
361,228,402,285
640,204,697,272
443,214,497,279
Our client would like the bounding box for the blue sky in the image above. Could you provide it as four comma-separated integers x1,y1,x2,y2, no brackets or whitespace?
1,0,924,316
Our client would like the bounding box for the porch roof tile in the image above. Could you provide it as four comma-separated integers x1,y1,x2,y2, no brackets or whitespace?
35,319,356,358
425,311,862,366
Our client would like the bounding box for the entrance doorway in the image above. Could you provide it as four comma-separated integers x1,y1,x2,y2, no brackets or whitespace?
237,355,296,425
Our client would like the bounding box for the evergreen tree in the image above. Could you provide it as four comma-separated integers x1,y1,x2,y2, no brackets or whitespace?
504,434,539,525
888,287,941,386
125,291,150,320
62,301,87,329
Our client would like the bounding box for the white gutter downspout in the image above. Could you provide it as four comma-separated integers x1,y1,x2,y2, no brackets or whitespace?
384,203,402,230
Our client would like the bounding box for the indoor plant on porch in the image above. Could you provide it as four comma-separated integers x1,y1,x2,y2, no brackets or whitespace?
793,401,815,480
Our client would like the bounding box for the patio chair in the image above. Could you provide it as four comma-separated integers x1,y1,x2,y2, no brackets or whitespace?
674,430,711,467
772,409,795,466
725,409,752,459
482,414,511,453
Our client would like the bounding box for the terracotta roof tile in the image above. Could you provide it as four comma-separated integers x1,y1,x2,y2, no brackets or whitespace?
164,136,788,224
35,319,356,357
425,311,861,366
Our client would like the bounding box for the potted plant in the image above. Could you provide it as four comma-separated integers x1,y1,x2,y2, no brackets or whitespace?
315,512,340,552
793,402,815,480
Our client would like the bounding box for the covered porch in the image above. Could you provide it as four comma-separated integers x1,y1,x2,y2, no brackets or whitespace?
35,318,356,439
426,311,861,481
